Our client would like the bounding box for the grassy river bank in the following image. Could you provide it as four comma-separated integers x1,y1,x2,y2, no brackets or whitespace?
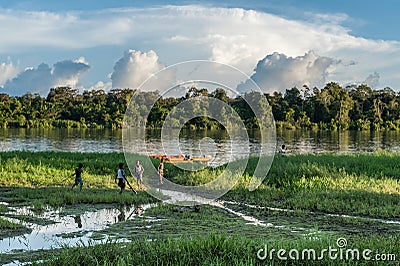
0,151,399,265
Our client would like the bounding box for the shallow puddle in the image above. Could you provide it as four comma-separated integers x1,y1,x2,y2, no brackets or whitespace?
0,204,153,253
209,201,273,227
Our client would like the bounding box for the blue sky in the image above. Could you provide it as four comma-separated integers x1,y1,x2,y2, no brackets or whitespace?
1,0,399,95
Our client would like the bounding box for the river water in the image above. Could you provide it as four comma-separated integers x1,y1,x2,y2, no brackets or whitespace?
1,128,399,155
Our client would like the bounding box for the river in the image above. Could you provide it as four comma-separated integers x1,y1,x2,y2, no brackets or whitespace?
0,128,399,158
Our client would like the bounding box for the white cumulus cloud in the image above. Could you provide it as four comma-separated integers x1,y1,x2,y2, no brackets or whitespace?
111,49,173,90
2,58,90,95
238,51,336,93
0,58,19,86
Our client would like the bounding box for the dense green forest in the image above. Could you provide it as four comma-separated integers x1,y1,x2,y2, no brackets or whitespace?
0,82,400,130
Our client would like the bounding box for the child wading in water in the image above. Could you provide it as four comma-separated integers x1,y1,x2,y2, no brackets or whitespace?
134,160,144,188
158,158,165,185
71,163,83,191
115,163,126,194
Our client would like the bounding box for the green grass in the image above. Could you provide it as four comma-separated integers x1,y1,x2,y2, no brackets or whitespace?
0,151,130,188
225,154,400,219
0,217,24,230
0,204,7,212
1,151,400,217
0,201,32,239
31,233,400,266
3,213,56,226
0,217,31,240
0,187,158,208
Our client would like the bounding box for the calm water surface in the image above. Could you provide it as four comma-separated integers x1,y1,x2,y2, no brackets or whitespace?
0,128,400,157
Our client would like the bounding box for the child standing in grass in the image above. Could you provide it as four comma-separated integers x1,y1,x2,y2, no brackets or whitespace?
158,158,165,185
134,160,144,188
115,162,126,194
71,163,83,191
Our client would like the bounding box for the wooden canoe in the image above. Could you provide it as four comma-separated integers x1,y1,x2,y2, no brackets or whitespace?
167,157,211,163
150,154,211,163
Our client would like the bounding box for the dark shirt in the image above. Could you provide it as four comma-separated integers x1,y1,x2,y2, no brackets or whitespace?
75,167,83,178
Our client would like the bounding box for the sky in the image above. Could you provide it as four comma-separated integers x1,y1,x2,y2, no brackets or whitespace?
0,0,400,96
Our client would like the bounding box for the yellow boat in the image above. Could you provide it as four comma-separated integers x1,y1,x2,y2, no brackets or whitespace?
167,157,211,163
150,154,211,164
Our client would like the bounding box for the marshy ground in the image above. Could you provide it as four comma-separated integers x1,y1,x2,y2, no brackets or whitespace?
0,151,399,265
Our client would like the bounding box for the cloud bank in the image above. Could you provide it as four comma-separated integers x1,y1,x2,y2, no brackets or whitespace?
2,58,90,95
238,51,336,93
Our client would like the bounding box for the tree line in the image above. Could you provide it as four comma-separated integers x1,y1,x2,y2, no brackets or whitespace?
269,82,400,131
0,82,399,130
0,87,133,129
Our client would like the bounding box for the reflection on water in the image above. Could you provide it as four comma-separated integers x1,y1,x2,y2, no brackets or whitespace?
0,204,153,253
0,128,400,159
0,128,122,153
74,215,82,228
276,130,400,154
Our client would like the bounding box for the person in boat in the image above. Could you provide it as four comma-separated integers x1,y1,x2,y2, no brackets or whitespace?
279,144,287,155
71,163,83,191
158,158,165,185
134,160,144,188
184,154,191,160
115,162,127,194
